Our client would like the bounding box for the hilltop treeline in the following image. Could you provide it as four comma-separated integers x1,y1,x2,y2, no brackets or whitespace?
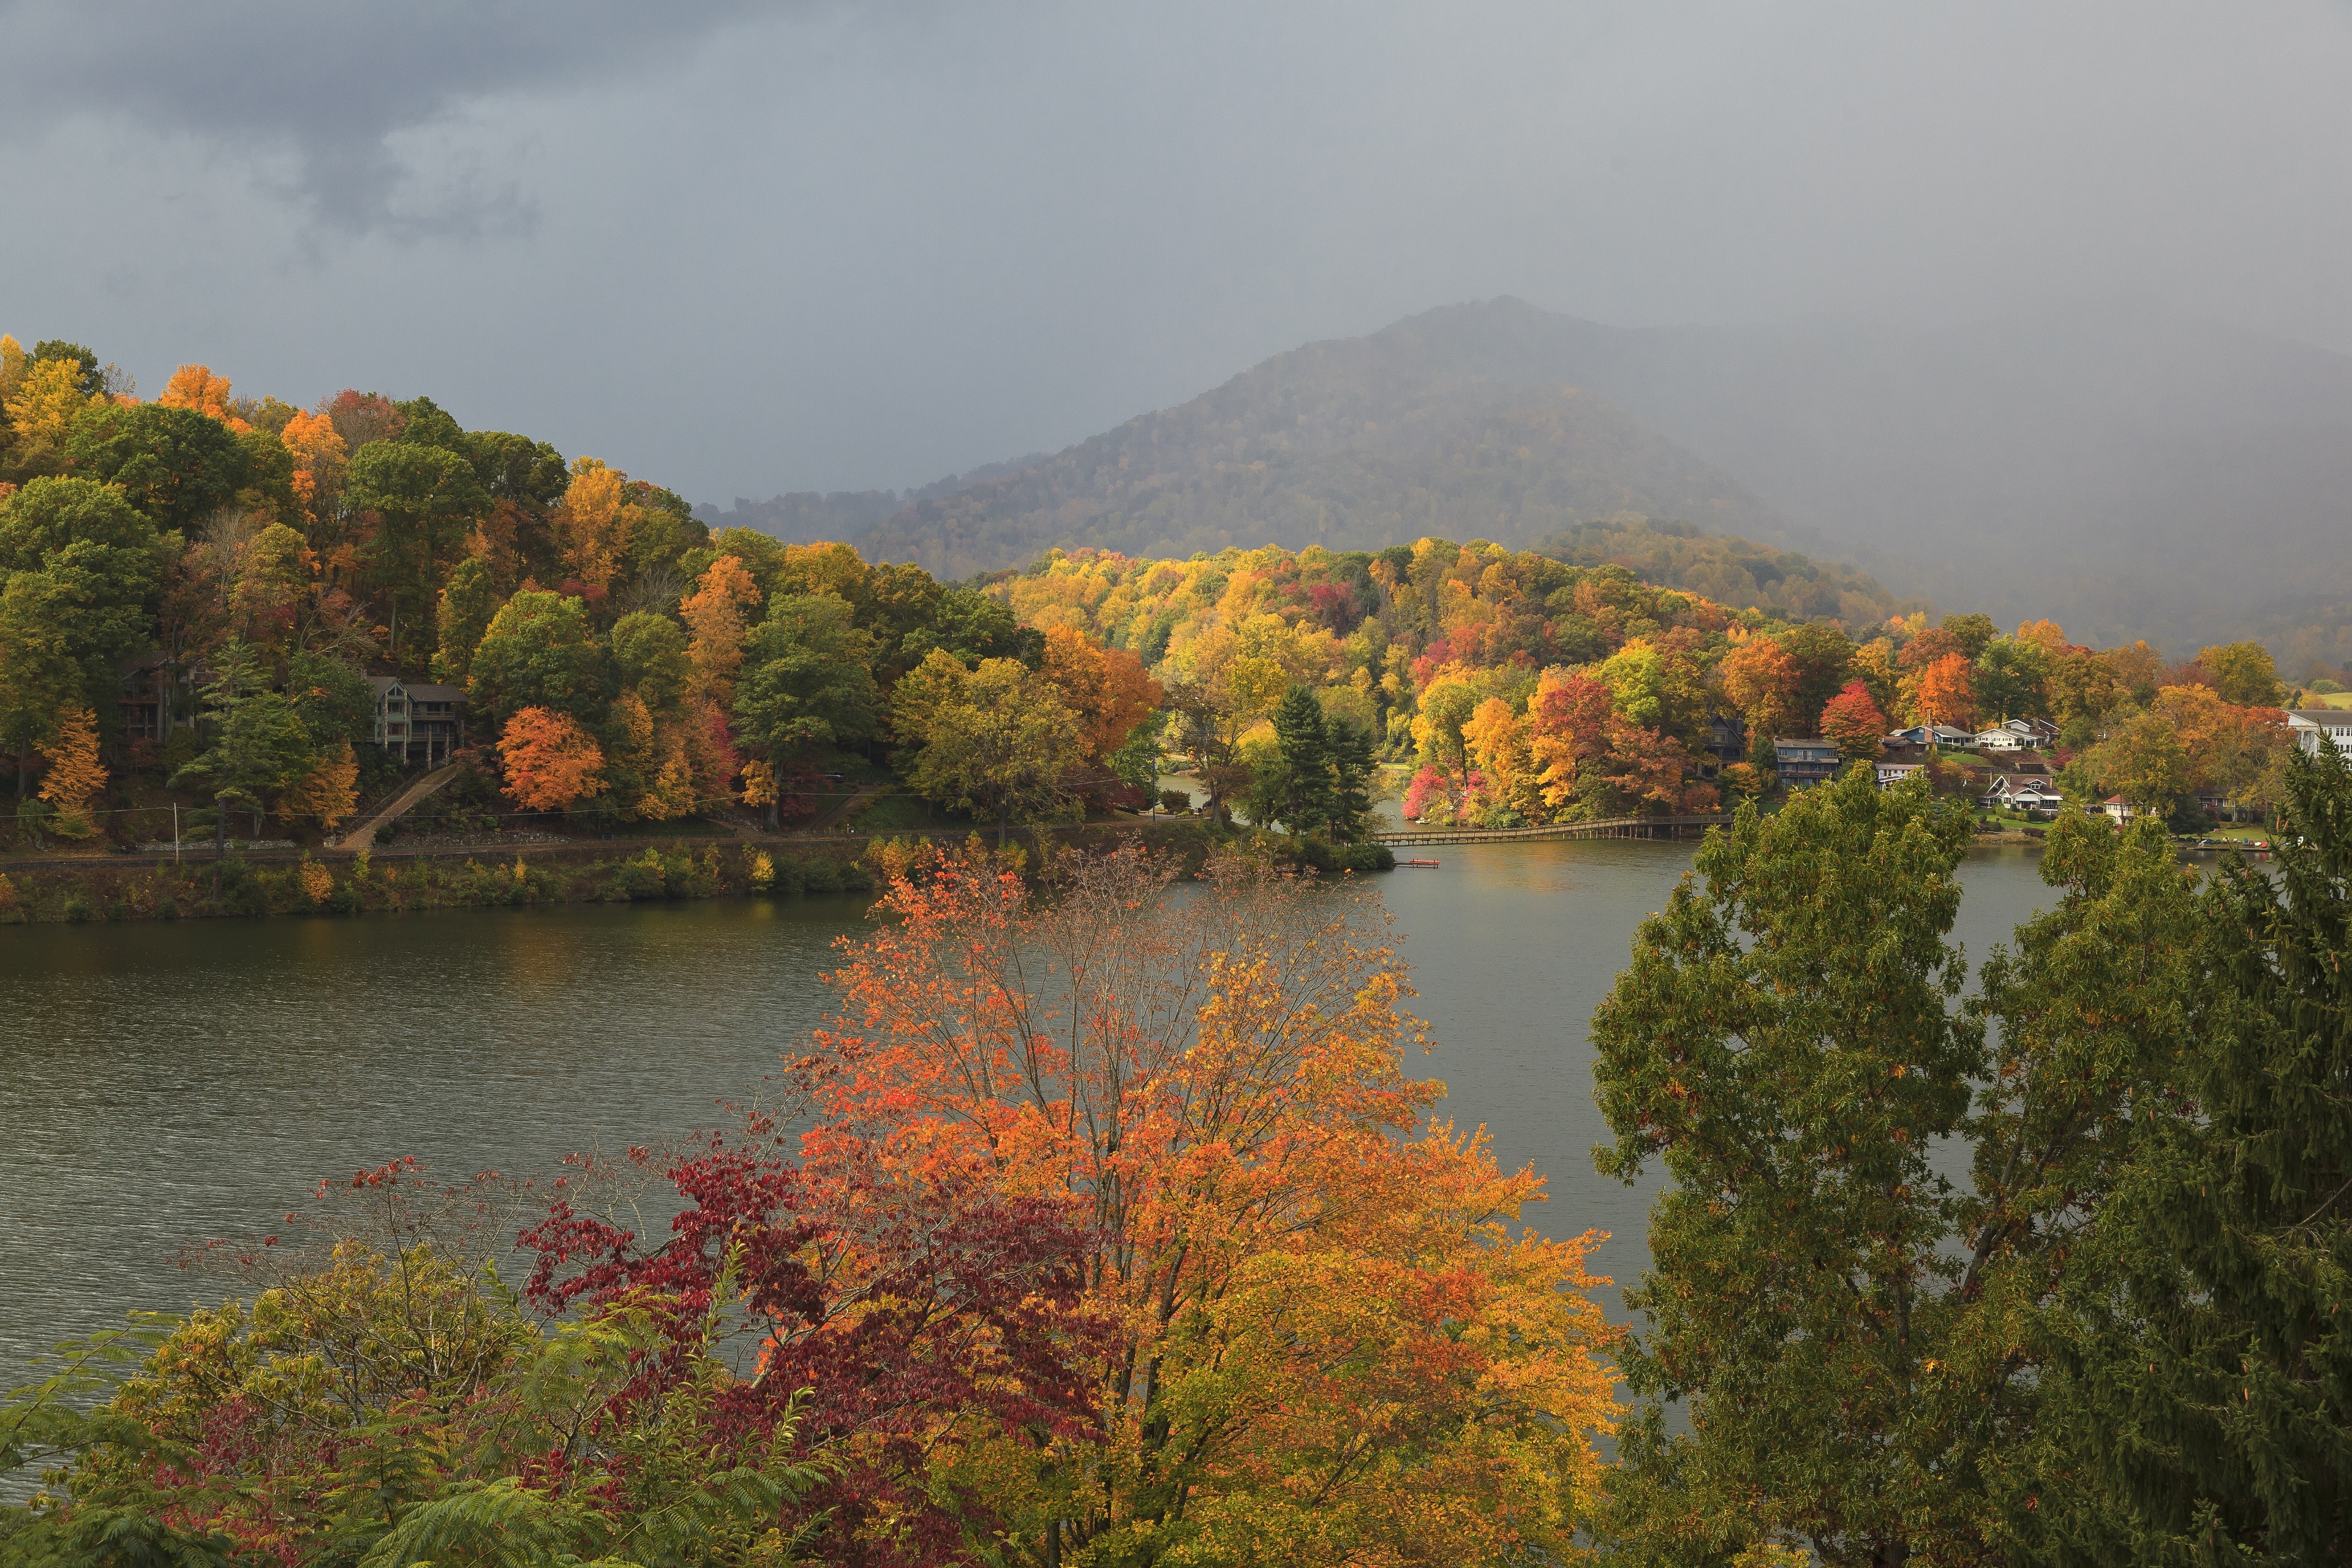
0,337,1165,851
987,538,2304,831
0,330,2317,863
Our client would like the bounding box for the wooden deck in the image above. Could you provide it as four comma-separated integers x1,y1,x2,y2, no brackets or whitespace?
1373,813,1732,846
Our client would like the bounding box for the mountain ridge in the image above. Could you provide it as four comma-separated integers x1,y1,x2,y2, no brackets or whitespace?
718,298,2352,660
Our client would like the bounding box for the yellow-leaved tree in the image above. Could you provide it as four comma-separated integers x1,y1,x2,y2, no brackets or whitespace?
277,741,360,831
552,458,639,590
36,704,105,837
802,847,1622,1564
679,553,762,704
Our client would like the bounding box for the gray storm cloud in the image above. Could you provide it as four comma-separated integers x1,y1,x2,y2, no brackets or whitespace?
0,0,774,234
1,1,2346,507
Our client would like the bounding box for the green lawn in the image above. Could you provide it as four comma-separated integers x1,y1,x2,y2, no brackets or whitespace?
843,791,946,832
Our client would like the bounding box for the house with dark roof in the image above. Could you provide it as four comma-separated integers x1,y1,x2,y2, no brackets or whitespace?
1774,737,1842,789
369,677,468,766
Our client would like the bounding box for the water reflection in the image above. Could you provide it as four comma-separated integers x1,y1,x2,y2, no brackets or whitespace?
1,845,2060,1374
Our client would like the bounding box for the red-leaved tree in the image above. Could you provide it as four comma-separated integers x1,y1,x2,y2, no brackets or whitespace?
519,1129,1112,1566
1820,679,1891,761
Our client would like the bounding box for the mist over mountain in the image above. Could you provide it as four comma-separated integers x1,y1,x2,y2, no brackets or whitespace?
731,298,2351,661
1382,300,2352,652
693,453,1052,545
850,333,1798,574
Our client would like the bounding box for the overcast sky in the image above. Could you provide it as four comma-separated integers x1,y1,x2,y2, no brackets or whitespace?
5,1,2348,506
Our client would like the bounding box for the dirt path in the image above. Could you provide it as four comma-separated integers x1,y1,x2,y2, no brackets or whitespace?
331,764,464,851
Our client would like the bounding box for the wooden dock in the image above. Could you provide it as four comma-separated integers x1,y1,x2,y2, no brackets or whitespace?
1373,813,1732,846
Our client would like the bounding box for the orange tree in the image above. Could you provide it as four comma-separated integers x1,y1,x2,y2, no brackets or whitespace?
1819,679,1890,761
791,845,1620,1564
499,705,605,812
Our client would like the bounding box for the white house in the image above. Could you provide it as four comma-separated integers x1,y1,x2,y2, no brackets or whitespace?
1973,728,2026,751
2100,795,2135,823
1982,774,2064,812
2004,717,2061,746
2285,709,2352,765
1876,760,1928,790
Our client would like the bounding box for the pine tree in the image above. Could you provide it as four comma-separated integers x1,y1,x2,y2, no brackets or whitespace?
171,639,313,880
2045,740,2352,1562
1263,684,1332,835
1326,718,1377,842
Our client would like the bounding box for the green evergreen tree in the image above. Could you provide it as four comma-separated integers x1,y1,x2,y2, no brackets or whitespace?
2037,739,2352,1563
1253,684,1333,836
1326,718,1377,842
171,639,312,882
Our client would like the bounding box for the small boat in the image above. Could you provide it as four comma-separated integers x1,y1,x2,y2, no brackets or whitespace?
1399,858,1442,868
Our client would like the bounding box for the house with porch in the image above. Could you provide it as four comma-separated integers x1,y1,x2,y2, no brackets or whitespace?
1981,774,2064,813
2286,709,2352,765
116,655,200,743
1774,737,1842,790
369,677,468,766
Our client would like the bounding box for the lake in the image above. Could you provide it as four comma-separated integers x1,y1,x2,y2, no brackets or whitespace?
0,839,2062,1376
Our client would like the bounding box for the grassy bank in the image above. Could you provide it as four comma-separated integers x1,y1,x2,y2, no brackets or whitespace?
0,815,1393,927
0,840,875,925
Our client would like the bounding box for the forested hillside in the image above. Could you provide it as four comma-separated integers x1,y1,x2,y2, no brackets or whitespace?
1291,298,2352,652
854,345,1790,578
823,298,2352,662
1532,514,1910,627
693,454,1048,545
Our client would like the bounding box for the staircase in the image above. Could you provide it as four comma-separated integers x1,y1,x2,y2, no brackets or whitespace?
332,763,464,851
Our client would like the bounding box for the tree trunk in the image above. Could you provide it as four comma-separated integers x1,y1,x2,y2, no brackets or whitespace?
214,794,228,899
997,801,1011,850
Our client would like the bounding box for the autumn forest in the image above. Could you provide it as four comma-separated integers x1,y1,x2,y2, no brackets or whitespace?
5,333,2351,1568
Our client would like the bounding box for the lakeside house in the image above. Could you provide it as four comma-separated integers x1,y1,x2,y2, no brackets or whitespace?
1973,727,2026,751
370,677,468,766
1702,712,1747,771
1888,722,1978,748
1774,737,1842,789
2100,795,2135,823
1876,760,1928,790
2286,709,2352,765
116,654,200,742
1981,774,2064,813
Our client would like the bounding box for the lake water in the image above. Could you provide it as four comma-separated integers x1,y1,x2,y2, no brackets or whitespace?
0,840,2062,1379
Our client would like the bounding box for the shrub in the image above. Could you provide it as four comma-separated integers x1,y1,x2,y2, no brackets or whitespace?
802,856,843,894
62,893,92,922
608,851,668,901
1280,836,1396,874
1159,788,1192,813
